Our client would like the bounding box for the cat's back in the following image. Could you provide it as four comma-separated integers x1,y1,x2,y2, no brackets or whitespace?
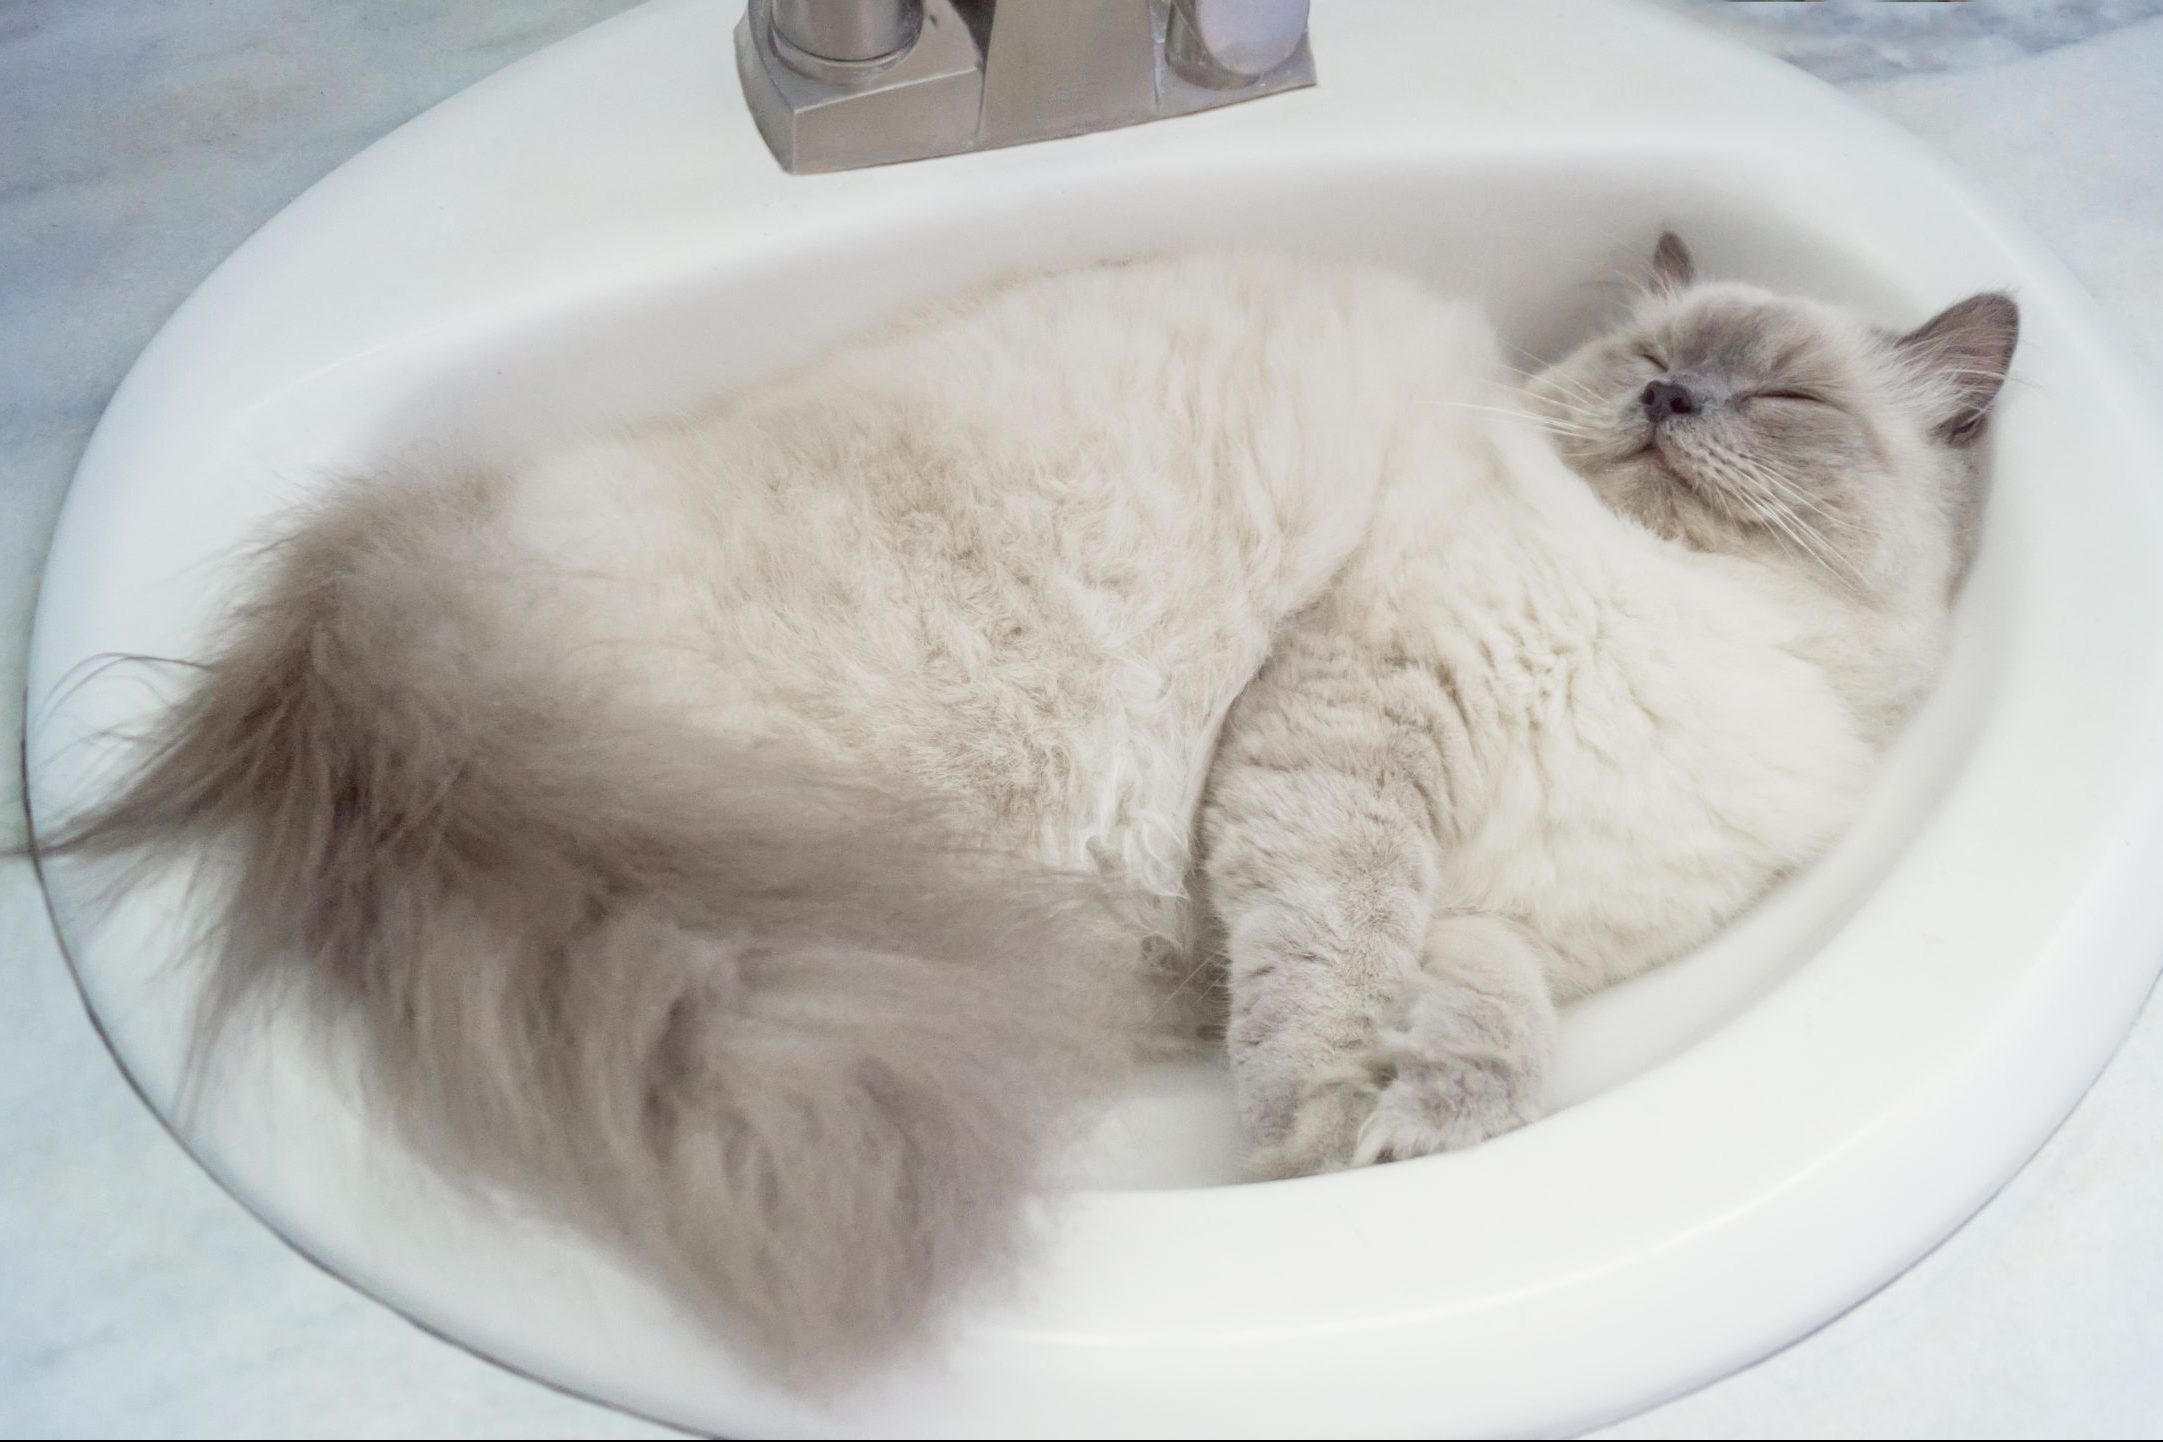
499,251,1468,617
473,254,1488,879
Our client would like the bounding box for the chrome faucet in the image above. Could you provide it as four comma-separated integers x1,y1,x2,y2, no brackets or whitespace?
737,0,1315,174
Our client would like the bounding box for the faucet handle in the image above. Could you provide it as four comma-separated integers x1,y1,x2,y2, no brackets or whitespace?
1171,0,1311,86
770,0,922,81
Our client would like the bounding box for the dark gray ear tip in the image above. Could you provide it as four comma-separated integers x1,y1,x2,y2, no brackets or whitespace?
1965,288,2018,321
1652,231,1695,288
1951,290,2020,330
1975,291,2021,349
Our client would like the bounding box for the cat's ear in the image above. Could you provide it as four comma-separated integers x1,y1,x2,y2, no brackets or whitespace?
1651,231,1695,291
1897,292,2019,446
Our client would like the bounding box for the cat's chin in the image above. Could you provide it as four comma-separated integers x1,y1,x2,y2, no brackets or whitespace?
1574,461,1704,549
1555,427,1688,500
1630,437,1696,493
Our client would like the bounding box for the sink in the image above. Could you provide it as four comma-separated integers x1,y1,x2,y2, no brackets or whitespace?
26,0,2163,1435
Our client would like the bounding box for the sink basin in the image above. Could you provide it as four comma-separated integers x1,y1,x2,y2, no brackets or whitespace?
26,0,2163,1435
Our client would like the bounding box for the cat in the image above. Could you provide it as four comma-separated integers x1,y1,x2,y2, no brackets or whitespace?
40,235,2016,1379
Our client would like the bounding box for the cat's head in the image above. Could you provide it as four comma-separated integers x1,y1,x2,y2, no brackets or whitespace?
1532,232,2017,601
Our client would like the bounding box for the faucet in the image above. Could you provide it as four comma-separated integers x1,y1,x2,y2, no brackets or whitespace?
736,0,1315,174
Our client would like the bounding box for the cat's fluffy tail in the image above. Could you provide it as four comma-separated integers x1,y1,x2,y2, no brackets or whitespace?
39,477,1136,1379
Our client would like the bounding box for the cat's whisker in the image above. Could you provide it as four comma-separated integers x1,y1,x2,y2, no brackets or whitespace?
1513,368,1608,414
1425,400,1603,439
1704,451,1846,567
1708,445,1840,526
1503,340,1554,371
1533,391,1609,428
1547,374,1607,408
1501,390,1613,437
1507,357,1603,401
1912,370,2043,401
1140,951,1225,1029
1741,491,1864,590
1731,454,1851,533
1494,345,1604,401
1777,511,1854,581
1737,491,1818,566
1759,479,1856,553
1492,365,1598,406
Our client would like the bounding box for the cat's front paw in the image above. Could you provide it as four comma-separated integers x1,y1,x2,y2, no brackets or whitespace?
1235,916,1558,1178
1348,1040,1546,1166
1344,915,1558,1166
1248,1039,1544,1178
1246,1066,1388,1180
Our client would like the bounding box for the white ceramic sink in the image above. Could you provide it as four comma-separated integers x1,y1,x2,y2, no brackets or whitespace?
26,0,2163,1435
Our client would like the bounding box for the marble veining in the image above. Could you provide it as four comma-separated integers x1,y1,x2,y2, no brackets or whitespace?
4,1,2160,1435
1667,0,2163,83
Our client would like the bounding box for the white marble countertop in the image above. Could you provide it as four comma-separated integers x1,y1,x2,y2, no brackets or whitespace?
4,1,2160,1435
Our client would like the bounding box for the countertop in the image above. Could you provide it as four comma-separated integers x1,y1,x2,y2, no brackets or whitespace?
4,1,2160,1435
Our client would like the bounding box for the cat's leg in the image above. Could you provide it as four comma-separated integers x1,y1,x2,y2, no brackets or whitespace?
1208,813,1442,1179
1203,615,1559,1177
1202,624,1468,1178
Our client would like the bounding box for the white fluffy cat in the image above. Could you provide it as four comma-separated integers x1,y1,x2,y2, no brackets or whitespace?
51,237,2015,1376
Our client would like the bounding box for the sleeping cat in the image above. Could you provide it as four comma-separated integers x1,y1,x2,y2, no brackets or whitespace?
46,235,2016,1377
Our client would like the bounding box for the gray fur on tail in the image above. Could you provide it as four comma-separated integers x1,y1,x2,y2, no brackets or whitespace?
40,475,1135,1379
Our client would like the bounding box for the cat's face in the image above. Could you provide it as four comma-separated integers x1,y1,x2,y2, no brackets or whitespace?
1533,234,2017,601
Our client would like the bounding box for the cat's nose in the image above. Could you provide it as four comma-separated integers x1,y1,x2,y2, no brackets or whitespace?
1641,378,1700,422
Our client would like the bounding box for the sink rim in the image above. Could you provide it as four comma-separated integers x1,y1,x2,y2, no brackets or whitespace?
24,1,2163,1436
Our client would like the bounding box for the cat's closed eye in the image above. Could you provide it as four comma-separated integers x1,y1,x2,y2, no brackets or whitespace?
1634,346,1669,371
1744,388,1830,406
